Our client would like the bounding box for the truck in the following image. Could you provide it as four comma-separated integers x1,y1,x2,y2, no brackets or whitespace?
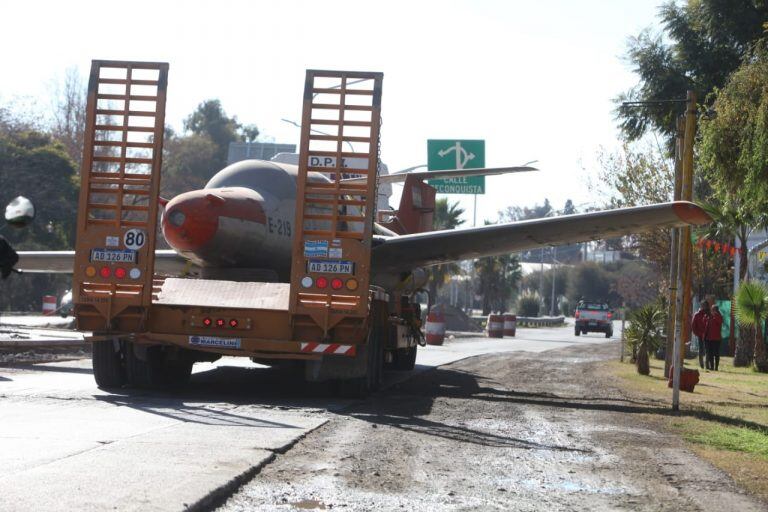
72,61,421,397
574,300,613,338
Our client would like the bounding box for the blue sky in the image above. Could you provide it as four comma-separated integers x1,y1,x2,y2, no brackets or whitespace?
1,0,665,224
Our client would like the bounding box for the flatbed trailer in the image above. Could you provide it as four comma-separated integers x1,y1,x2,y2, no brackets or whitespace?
73,61,420,395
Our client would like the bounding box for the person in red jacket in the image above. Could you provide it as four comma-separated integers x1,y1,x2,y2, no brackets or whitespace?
705,305,724,371
691,301,710,369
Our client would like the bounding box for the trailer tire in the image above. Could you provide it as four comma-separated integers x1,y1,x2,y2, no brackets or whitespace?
394,345,417,371
125,342,162,388
338,309,384,398
165,360,193,386
92,339,125,389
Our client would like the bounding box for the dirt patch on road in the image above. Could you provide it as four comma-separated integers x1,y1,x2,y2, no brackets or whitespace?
220,343,765,511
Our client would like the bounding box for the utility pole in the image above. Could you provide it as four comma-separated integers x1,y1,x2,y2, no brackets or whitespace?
550,246,557,316
666,116,685,378
672,90,697,412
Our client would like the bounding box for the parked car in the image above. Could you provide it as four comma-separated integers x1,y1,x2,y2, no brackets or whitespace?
574,300,613,338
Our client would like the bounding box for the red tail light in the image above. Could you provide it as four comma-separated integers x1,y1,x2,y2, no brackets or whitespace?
574,311,580,319
607,312,613,319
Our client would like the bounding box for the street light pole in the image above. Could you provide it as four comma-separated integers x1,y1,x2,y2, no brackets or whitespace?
550,247,557,316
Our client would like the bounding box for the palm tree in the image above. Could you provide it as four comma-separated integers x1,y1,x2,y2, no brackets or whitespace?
427,199,465,301
734,281,768,372
624,303,665,375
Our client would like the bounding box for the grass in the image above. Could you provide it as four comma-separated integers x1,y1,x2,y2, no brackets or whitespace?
605,355,768,503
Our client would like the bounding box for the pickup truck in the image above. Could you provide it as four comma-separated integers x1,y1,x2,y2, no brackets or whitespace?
574,301,613,338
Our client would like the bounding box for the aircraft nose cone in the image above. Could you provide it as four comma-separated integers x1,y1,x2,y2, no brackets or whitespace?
162,191,219,251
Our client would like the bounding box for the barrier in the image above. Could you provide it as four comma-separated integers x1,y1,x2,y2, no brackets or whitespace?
425,309,446,345
515,316,565,327
487,314,504,338
503,314,516,337
42,295,57,316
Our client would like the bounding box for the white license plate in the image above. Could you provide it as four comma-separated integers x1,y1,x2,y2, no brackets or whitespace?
90,248,137,263
308,260,354,274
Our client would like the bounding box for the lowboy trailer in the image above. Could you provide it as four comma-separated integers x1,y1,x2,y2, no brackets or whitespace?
73,61,421,396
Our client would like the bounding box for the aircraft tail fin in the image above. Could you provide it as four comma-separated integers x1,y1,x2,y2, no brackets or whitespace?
377,175,436,234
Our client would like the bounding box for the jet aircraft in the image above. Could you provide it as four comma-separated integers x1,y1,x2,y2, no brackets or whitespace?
12,157,709,294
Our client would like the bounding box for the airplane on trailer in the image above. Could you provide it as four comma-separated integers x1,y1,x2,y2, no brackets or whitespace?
8,155,709,294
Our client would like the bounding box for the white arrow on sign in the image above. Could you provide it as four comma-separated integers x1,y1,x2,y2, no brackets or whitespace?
437,142,475,170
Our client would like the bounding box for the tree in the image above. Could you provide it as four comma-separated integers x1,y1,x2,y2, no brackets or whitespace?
49,66,86,166
0,127,79,310
699,46,768,260
615,0,767,144
474,251,522,315
161,133,219,197
427,198,465,301
595,142,674,279
183,99,258,171
734,280,768,372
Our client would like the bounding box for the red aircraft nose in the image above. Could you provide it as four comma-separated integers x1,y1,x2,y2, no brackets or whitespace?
162,190,220,251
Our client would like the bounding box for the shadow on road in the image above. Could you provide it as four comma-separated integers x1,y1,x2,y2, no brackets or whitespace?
340,363,768,449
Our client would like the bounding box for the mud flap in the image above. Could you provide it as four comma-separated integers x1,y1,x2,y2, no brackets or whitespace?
304,347,368,382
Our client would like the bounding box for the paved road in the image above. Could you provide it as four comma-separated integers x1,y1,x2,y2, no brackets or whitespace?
0,321,619,511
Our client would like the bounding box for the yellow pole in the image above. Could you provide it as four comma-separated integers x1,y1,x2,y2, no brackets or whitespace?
673,90,697,411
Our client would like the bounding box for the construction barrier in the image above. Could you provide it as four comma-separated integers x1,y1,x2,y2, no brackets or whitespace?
503,314,516,337
487,314,504,338
425,309,446,345
42,295,57,316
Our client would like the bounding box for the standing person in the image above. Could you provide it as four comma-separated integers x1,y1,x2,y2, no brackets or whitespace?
691,301,710,369
706,304,724,371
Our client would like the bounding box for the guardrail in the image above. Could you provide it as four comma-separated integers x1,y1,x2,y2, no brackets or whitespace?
471,315,567,328
514,316,566,327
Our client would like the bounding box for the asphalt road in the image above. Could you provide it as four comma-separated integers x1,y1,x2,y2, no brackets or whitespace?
0,321,618,511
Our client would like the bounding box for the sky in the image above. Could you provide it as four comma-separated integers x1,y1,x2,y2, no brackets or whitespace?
1,0,664,225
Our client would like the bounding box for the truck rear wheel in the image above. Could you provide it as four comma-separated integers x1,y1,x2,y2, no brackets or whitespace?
92,339,125,389
394,345,417,371
125,342,163,388
574,328,580,336
338,313,384,398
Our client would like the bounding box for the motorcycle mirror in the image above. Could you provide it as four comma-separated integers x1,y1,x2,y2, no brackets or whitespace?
5,196,35,228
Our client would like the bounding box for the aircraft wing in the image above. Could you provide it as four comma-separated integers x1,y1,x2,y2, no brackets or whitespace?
342,166,537,185
15,250,190,275
371,201,709,273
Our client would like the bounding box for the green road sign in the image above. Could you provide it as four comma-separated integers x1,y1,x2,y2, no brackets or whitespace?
427,139,485,194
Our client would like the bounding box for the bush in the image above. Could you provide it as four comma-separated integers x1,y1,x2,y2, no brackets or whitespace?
624,303,664,375
517,291,543,317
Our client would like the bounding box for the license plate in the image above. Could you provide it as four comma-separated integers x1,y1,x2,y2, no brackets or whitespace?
589,321,597,326
308,260,354,274
90,248,137,263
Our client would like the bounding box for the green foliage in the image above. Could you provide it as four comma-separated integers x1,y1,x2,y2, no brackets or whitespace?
700,47,768,224
517,291,542,317
427,198,465,300
474,253,522,314
616,0,767,144
0,127,79,310
161,134,219,197
734,281,768,328
183,99,259,173
567,262,612,303
734,280,768,372
624,303,665,375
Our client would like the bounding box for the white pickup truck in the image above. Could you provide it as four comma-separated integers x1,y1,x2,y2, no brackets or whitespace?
574,301,613,338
